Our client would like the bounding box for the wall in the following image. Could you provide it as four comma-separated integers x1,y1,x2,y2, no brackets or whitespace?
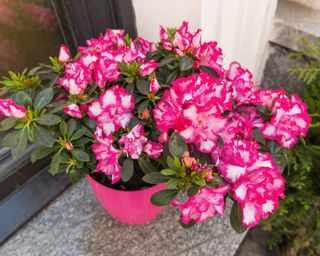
132,0,278,84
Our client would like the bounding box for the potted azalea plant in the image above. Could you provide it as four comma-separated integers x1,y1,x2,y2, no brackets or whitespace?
0,22,311,231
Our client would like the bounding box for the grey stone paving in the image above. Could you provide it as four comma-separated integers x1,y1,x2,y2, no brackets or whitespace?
0,179,245,256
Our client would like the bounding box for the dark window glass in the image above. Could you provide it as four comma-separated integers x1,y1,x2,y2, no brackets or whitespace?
0,0,63,76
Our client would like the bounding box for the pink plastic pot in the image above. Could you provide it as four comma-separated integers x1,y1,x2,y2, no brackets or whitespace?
87,175,166,225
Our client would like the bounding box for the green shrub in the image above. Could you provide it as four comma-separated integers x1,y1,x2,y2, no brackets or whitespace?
261,39,320,256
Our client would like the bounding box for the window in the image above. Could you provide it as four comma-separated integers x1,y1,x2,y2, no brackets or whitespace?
0,0,136,244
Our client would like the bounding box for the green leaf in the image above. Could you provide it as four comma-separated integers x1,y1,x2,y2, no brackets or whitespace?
151,189,178,206
1,131,19,147
35,114,61,126
34,125,55,147
49,152,61,175
230,201,247,234
138,157,158,174
59,121,68,137
187,186,200,196
165,70,179,84
167,156,177,170
179,55,194,71
136,79,150,95
143,172,171,184
216,136,224,148
70,128,86,141
0,118,17,131
160,168,176,176
34,88,53,111
169,132,188,158
166,178,180,189
158,56,176,68
137,100,150,114
67,119,77,138
266,140,282,155
15,91,32,106
31,145,53,163
193,178,206,187
6,128,28,159
180,219,196,229
68,169,81,183
71,148,89,162
121,158,134,182
73,137,91,145
199,66,220,79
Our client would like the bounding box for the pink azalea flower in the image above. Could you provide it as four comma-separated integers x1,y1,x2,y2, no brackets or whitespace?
139,60,158,77
149,77,161,94
195,42,224,77
172,185,231,224
58,44,70,63
79,52,99,70
64,103,83,119
261,94,311,148
154,73,231,153
118,123,148,159
217,140,261,183
93,142,122,184
137,37,157,54
118,123,163,160
254,88,285,109
232,154,285,227
144,141,163,159
162,42,173,51
0,99,27,119
88,85,135,135
226,62,257,103
58,61,91,95
159,25,169,41
94,57,120,89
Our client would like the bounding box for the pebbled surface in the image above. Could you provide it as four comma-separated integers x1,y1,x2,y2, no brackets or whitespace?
0,179,245,256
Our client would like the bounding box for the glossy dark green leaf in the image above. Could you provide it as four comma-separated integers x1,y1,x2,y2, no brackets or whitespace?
180,219,196,229
70,128,86,141
0,118,17,131
179,55,194,71
34,125,55,147
34,88,53,111
151,189,178,206
187,186,201,196
137,100,150,114
136,79,150,95
67,119,77,138
143,172,171,184
35,114,61,126
199,65,220,79
49,152,61,175
230,201,247,234
121,158,134,182
165,70,180,84
68,169,81,183
15,91,32,107
71,148,89,162
138,158,158,174
169,132,188,158
11,128,28,159
31,145,53,163
266,140,282,155
59,121,68,137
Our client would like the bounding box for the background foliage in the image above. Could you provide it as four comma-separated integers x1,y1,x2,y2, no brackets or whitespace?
261,39,320,256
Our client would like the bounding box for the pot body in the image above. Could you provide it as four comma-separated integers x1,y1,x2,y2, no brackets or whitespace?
87,175,166,225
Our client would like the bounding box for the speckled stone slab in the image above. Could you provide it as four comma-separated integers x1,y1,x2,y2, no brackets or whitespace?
0,179,245,256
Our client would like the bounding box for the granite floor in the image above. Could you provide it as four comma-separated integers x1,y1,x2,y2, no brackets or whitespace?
0,179,246,256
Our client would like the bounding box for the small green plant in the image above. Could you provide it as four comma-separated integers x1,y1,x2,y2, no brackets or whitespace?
262,38,320,256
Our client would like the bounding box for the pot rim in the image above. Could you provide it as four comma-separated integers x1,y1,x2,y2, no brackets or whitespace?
87,174,165,193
